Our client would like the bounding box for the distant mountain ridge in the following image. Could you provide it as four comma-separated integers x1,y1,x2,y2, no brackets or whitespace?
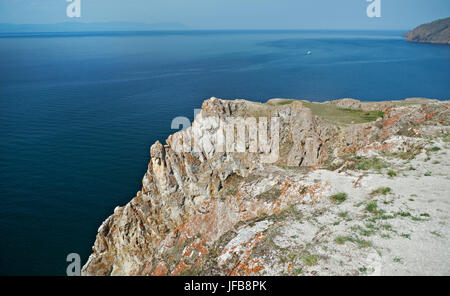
405,17,450,44
0,22,187,33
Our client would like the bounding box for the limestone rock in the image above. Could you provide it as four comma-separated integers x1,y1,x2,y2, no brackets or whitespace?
82,97,449,276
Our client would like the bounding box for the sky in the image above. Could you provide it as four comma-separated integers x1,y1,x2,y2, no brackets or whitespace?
0,0,449,30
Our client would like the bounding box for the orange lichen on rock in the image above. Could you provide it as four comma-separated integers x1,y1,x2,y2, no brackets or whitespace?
227,232,268,276
151,261,169,276
171,260,190,276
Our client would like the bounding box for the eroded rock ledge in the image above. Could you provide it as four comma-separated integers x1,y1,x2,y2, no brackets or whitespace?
82,97,449,276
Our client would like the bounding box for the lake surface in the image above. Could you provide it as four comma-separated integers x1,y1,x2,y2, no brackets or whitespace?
0,30,449,275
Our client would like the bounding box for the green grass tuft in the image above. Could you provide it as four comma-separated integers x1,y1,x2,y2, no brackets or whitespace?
355,157,387,171
393,257,403,263
330,192,348,204
301,253,319,266
338,211,348,218
387,170,397,178
370,187,392,196
365,201,380,214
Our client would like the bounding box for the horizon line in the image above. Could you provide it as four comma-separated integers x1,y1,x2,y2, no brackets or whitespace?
0,21,412,32
0,28,410,33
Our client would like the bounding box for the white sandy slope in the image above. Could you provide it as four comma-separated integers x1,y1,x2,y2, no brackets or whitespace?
229,138,449,276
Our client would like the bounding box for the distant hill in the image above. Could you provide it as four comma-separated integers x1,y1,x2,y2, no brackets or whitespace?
405,17,450,44
0,22,187,33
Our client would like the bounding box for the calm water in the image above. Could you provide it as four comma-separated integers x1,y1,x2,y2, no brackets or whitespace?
0,30,449,275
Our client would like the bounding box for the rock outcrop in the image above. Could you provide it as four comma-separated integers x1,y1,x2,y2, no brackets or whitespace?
405,17,450,44
82,97,449,276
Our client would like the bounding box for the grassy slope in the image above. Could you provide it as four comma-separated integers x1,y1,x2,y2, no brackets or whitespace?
268,99,384,124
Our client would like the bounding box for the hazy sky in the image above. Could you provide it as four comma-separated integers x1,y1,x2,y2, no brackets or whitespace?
1,0,449,30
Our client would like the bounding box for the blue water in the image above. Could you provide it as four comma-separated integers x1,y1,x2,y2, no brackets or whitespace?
0,30,449,275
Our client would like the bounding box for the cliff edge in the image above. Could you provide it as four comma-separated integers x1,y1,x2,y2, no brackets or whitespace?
82,97,449,276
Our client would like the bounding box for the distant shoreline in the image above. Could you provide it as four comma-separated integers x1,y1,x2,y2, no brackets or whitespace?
405,17,450,45
0,29,407,38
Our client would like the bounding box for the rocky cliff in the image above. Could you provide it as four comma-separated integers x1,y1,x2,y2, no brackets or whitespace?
82,97,449,276
405,17,450,44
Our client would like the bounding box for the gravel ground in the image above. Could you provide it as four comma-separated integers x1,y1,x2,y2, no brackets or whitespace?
244,139,449,276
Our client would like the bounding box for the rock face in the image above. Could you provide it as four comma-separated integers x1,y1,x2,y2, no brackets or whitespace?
405,17,450,44
82,97,449,276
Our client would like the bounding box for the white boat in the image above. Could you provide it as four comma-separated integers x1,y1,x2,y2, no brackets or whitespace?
306,50,312,55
